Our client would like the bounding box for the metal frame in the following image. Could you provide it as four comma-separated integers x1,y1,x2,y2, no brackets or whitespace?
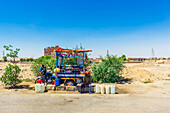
55,48,92,81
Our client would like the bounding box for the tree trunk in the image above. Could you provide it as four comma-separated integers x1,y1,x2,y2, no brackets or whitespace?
14,57,15,64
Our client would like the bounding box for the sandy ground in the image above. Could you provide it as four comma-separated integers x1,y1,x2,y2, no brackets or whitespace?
1,62,170,113
121,62,170,82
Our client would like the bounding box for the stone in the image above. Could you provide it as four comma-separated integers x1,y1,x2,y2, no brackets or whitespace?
66,86,78,91
46,85,56,90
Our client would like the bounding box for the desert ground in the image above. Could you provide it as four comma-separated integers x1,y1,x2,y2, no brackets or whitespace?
0,61,170,113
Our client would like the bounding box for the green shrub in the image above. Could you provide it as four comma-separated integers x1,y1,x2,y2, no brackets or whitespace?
29,58,34,62
120,55,126,61
143,80,153,83
0,64,21,87
92,55,124,83
26,59,30,62
31,56,56,75
162,58,166,60
22,78,34,82
48,58,56,73
31,62,42,75
20,58,24,62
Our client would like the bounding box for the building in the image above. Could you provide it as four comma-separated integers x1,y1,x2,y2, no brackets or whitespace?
167,57,170,60
44,46,60,57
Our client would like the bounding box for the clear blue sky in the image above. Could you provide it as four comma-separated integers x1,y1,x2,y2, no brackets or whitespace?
0,0,170,58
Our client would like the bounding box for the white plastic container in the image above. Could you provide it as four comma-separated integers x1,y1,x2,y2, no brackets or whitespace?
95,84,101,94
111,85,115,94
35,84,40,92
105,85,110,94
39,84,45,93
100,85,105,94
35,84,45,93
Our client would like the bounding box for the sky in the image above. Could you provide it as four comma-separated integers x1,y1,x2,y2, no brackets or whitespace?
0,0,170,58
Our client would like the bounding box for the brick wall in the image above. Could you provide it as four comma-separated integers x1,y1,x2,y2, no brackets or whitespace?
44,46,59,57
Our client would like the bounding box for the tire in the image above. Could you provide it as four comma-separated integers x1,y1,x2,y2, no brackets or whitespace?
35,78,45,84
64,80,76,86
35,78,40,84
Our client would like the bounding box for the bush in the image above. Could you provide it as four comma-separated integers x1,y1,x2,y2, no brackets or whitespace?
92,55,124,83
20,58,34,63
120,55,126,61
162,58,166,60
48,58,56,73
0,64,21,87
31,56,56,75
20,58,24,62
143,80,153,83
29,58,34,62
26,59,30,62
31,62,42,75
22,78,34,83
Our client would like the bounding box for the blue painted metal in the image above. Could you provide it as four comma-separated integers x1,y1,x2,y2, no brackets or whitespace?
83,52,85,71
55,51,58,68
58,57,61,69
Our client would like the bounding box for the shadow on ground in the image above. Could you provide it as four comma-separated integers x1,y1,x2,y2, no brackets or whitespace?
4,85,34,90
117,77,133,84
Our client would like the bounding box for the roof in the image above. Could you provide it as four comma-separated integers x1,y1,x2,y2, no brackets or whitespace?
55,48,92,52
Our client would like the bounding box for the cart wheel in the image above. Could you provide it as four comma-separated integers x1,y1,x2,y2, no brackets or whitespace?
64,80,76,86
35,78,40,84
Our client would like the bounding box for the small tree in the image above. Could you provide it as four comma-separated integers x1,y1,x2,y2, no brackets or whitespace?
26,59,30,62
30,58,34,62
3,45,20,63
0,64,21,87
20,58,23,63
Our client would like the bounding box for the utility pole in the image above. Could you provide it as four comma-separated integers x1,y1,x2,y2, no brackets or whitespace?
152,48,155,59
107,50,109,56
3,50,5,57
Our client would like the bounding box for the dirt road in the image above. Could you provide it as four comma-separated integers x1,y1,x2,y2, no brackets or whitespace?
0,92,170,113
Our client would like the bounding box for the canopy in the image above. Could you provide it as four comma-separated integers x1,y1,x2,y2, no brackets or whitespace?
55,48,92,52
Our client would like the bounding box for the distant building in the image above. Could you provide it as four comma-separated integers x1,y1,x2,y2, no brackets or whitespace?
128,58,150,61
167,57,170,60
44,46,60,57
